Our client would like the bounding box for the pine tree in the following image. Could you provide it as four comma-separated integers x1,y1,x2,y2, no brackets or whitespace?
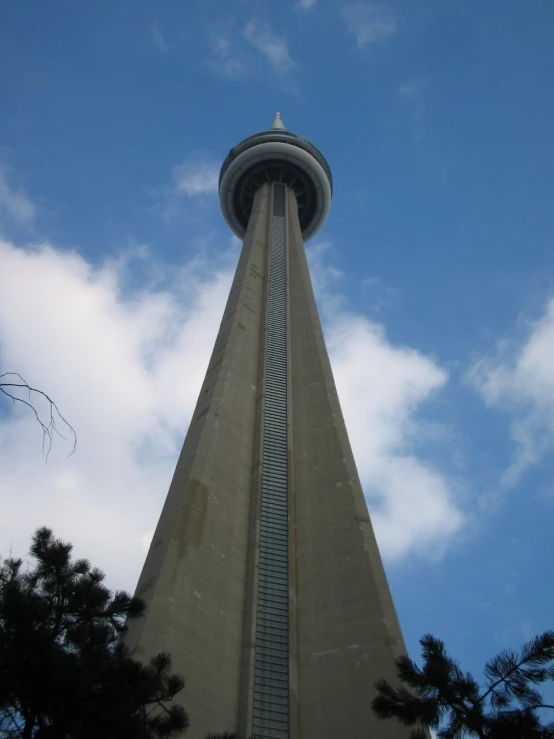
0,527,188,738
372,631,554,738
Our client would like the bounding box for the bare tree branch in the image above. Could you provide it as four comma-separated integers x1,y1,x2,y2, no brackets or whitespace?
0,372,77,460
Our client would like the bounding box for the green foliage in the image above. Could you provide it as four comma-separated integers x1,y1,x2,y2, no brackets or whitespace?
0,527,188,739
372,631,554,738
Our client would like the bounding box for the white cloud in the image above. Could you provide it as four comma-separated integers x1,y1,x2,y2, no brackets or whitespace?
243,20,294,74
342,2,397,48
298,0,316,9
172,152,219,196
0,168,37,228
309,244,465,560
0,231,465,601
328,316,464,559
150,21,168,53
467,297,554,489
0,238,234,591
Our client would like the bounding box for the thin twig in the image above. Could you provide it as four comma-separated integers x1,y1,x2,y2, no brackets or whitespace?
0,373,77,460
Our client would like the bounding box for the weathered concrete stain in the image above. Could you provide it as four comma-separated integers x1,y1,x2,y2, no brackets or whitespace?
171,478,209,584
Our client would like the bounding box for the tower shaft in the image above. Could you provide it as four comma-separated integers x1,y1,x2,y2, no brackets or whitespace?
127,183,409,738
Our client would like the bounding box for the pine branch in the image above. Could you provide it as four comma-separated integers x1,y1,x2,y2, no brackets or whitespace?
482,632,554,707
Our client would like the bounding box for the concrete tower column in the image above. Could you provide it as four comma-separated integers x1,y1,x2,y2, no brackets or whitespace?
127,115,411,739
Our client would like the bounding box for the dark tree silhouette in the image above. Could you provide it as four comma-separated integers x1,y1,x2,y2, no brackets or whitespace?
372,631,554,738
0,372,77,459
0,527,188,738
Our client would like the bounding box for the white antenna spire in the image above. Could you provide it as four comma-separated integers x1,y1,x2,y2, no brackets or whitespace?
270,110,285,131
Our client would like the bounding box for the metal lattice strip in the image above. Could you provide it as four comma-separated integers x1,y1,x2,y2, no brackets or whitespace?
252,184,289,739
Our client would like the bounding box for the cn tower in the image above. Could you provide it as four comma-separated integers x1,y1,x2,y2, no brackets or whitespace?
126,113,409,739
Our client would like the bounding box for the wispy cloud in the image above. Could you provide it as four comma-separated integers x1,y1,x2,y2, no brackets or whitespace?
298,0,316,9
342,2,397,48
150,21,168,53
0,168,36,228
208,30,247,78
158,152,220,222
309,243,465,560
243,20,295,74
399,77,427,99
467,297,554,490
172,152,219,197
399,77,428,143
361,275,400,313
207,20,294,79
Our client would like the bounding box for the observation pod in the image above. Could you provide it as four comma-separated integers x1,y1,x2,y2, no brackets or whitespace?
219,111,333,241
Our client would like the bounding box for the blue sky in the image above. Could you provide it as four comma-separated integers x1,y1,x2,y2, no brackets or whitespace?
1,0,554,700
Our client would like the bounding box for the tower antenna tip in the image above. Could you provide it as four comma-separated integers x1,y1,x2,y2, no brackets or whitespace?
270,110,285,131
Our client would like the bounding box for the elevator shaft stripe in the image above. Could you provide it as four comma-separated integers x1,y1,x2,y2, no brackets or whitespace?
252,184,289,739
